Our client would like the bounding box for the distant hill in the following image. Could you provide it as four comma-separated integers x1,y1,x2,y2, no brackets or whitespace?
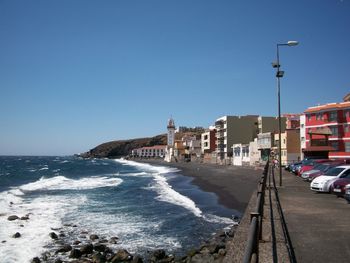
80,134,167,158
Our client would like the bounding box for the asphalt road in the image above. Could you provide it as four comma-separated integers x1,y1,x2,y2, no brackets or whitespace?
278,170,350,263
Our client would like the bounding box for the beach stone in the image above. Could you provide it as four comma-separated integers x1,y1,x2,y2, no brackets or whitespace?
20,215,29,220
73,240,81,245
80,243,94,254
31,257,41,263
110,249,132,262
150,249,166,260
131,255,143,263
191,253,215,263
2,240,6,243
218,248,226,256
55,244,72,254
20,224,24,227
7,215,19,221
90,234,99,241
54,259,63,263
69,248,82,258
109,237,119,244
49,232,58,239
93,243,106,252
12,232,21,238
81,231,89,234
59,233,66,238
99,239,108,243
92,252,106,263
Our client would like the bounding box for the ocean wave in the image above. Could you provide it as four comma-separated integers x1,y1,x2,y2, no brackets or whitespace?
203,214,235,225
19,175,123,192
115,159,180,174
150,174,203,217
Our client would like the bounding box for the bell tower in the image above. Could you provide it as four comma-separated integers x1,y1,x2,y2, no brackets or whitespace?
167,117,175,147
165,117,176,162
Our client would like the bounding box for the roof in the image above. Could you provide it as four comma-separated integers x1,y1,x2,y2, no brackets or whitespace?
139,145,166,150
305,101,350,113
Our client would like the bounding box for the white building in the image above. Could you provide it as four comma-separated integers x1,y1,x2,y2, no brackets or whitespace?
132,145,166,158
300,114,306,160
232,143,250,166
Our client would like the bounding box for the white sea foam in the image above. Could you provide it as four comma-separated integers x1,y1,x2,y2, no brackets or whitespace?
19,175,123,192
115,159,180,174
0,174,124,263
38,167,49,171
0,189,87,263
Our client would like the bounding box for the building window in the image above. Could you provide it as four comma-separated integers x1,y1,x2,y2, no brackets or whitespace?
316,113,323,120
328,111,337,122
234,147,240,156
330,141,339,151
344,124,349,133
345,142,350,152
329,126,338,136
344,109,350,119
307,114,312,122
301,137,305,142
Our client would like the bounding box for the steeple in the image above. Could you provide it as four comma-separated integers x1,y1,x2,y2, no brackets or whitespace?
167,117,175,129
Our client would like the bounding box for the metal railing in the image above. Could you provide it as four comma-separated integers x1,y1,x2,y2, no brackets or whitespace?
242,160,269,263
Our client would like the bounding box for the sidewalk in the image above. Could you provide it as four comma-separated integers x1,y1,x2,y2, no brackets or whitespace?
278,171,350,263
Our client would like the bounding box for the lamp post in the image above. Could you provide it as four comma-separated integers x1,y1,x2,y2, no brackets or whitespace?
273,41,299,187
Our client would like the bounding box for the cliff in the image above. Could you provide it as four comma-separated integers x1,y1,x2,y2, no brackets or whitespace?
80,134,167,158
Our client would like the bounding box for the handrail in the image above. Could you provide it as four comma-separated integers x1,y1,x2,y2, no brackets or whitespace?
242,159,269,263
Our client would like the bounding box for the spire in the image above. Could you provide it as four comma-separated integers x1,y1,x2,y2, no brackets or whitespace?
167,117,175,129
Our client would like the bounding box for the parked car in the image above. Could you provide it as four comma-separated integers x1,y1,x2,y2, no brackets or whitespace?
291,162,302,175
332,173,350,197
345,184,350,203
297,159,330,176
310,165,350,193
301,161,346,182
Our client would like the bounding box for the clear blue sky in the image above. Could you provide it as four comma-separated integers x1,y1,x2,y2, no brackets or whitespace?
1,0,349,156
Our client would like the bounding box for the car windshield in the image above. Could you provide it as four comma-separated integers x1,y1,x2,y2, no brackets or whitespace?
324,167,345,176
314,164,328,171
302,159,314,165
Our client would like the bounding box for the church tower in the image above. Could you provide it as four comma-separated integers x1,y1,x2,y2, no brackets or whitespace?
167,117,175,147
164,117,176,162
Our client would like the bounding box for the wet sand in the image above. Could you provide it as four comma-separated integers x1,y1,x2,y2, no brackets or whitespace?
135,159,263,213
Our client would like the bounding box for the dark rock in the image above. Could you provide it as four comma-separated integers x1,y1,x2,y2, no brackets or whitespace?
110,249,133,262
79,235,87,239
31,257,41,263
2,240,6,243
73,224,78,227
92,252,106,263
55,244,72,254
54,259,63,263
131,255,143,263
49,232,58,239
109,237,119,244
58,233,66,237
69,248,82,258
73,240,81,245
20,215,29,220
187,248,198,257
93,243,106,252
20,224,24,227
90,234,99,241
7,215,19,221
80,243,94,254
81,231,89,234
63,223,72,227
12,232,21,238
99,239,108,243
150,249,166,260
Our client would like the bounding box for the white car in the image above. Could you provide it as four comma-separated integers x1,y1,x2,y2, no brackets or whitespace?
310,165,350,193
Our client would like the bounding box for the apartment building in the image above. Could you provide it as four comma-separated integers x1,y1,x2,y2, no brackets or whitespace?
201,126,216,154
132,145,166,158
302,94,350,159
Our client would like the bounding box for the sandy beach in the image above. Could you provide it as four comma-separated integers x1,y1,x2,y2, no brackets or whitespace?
135,159,263,214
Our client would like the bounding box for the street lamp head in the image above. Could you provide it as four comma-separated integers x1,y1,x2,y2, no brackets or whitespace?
287,41,299,46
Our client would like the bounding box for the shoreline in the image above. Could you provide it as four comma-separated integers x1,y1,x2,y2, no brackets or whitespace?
134,158,263,214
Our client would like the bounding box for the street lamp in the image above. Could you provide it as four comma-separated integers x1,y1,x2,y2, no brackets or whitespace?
273,40,299,187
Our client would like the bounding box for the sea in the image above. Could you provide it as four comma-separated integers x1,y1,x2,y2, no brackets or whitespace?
0,156,239,263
